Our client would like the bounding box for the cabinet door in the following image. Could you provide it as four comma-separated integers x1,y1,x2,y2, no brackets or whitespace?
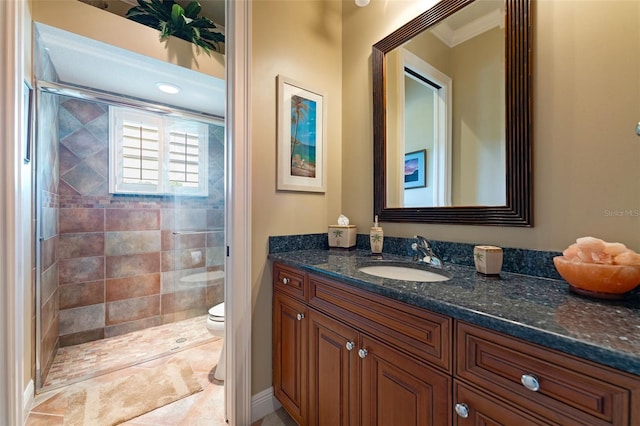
308,309,359,426
453,381,554,426
273,291,308,424
360,335,451,426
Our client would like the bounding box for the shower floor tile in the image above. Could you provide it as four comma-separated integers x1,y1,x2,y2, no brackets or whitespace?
42,315,214,390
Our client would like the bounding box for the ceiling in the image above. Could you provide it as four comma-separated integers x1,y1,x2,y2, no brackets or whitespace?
35,14,225,118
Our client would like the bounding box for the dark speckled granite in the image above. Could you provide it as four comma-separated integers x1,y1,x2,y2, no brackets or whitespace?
273,233,563,279
268,244,640,377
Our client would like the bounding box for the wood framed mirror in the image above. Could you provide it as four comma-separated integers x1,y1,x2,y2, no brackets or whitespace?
372,0,532,226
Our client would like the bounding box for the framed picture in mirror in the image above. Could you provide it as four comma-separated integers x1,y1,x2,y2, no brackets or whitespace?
404,149,426,189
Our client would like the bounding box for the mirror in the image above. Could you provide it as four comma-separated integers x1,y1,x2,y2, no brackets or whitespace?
373,0,532,226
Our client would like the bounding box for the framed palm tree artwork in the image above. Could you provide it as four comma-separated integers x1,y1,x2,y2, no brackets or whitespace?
276,75,326,192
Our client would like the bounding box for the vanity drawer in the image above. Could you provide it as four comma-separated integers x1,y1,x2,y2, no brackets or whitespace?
273,263,307,301
456,321,639,425
309,273,451,372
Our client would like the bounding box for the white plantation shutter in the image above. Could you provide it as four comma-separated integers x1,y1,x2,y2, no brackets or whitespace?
110,107,209,196
121,120,160,186
168,129,203,189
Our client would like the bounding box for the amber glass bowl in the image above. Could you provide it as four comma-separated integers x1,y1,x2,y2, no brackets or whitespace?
553,256,640,299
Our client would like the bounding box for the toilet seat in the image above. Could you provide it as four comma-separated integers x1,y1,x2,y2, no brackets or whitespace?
208,302,224,320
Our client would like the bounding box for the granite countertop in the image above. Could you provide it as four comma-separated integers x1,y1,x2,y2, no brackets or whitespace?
269,249,640,376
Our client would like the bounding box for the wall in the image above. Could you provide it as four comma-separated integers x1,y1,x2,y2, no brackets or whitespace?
251,0,343,394
342,0,640,252
452,27,504,206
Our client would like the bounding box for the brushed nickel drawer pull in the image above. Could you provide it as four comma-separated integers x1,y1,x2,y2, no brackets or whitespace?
296,313,304,321
282,277,290,285
345,341,355,351
358,348,368,359
521,374,540,392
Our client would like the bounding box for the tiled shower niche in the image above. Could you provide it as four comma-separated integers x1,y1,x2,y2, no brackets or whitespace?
37,93,225,383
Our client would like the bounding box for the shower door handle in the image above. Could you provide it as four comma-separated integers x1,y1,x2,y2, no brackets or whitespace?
172,228,224,235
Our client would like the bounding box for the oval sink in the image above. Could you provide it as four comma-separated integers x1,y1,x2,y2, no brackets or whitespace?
358,265,450,282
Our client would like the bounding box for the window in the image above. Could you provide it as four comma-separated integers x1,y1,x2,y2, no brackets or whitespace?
109,107,209,196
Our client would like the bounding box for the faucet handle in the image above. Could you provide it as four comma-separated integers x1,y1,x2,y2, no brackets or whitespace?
414,235,431,248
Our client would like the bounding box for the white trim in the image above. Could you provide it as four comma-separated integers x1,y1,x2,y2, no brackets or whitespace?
431,7,504,48
251,387,282,423
23,380,34,421
1,0,27,424
399,49,452,207
226,0,252,425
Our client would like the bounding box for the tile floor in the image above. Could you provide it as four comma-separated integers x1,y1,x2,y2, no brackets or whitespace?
26,315,294,425
27,316,225,425
43,315,215,390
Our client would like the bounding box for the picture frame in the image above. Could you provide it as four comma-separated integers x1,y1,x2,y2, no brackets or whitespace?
404,149,426,189
23,80,33,164
276,75,326,192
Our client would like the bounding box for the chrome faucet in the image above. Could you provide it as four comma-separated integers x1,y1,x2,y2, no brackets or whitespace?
412,235,443,268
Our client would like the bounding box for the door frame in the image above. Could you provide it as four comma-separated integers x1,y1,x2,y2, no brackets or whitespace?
1,0,28,424
225,0,253,424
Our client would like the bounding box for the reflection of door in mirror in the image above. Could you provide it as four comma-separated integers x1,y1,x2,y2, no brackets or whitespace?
385,0,506,208
387,48,452,208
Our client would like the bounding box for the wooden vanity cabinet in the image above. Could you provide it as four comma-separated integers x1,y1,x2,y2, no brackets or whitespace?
454,321,640,425
273,262,640,426
307,309,359,426
273,264,308,425
307,308,451,426
273,262,452,426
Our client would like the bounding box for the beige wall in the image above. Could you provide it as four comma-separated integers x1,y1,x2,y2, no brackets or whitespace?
343,0,640,252
251,0,343,394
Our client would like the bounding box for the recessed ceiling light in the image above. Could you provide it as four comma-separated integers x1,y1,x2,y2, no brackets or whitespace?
156,82,181,94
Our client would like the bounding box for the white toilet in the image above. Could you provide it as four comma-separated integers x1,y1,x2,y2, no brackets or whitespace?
206,302,225,381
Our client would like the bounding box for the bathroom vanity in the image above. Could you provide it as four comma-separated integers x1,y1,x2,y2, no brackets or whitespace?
270,250,640,425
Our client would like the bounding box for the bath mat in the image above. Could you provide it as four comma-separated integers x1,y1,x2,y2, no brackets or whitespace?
64,357,203,425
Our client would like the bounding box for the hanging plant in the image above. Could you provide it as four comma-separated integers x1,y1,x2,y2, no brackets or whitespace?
126,0,225,54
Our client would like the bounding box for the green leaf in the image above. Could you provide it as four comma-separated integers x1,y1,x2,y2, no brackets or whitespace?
126,0,223,52
184,1,201,18
170,3,184,23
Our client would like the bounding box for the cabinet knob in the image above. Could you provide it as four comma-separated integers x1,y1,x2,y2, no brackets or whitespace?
296,313,304,321
282,277,290,285
454,403,469,418
521,374,540,392
345,341,355,351
358,348,368,359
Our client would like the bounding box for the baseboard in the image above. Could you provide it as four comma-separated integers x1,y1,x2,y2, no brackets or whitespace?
251,386,282,423
23,379,34,422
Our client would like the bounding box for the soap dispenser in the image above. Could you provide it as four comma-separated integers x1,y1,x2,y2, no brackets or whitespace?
370,215,384,256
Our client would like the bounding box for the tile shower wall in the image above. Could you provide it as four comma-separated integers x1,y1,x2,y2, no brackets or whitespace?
35,29,62,383
51,96,225,348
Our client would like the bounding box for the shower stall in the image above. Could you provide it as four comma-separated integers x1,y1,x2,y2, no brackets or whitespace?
33,24,226,391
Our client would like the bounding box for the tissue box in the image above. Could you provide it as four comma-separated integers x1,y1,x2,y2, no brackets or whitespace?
328,225,357,249
474,245,503,275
